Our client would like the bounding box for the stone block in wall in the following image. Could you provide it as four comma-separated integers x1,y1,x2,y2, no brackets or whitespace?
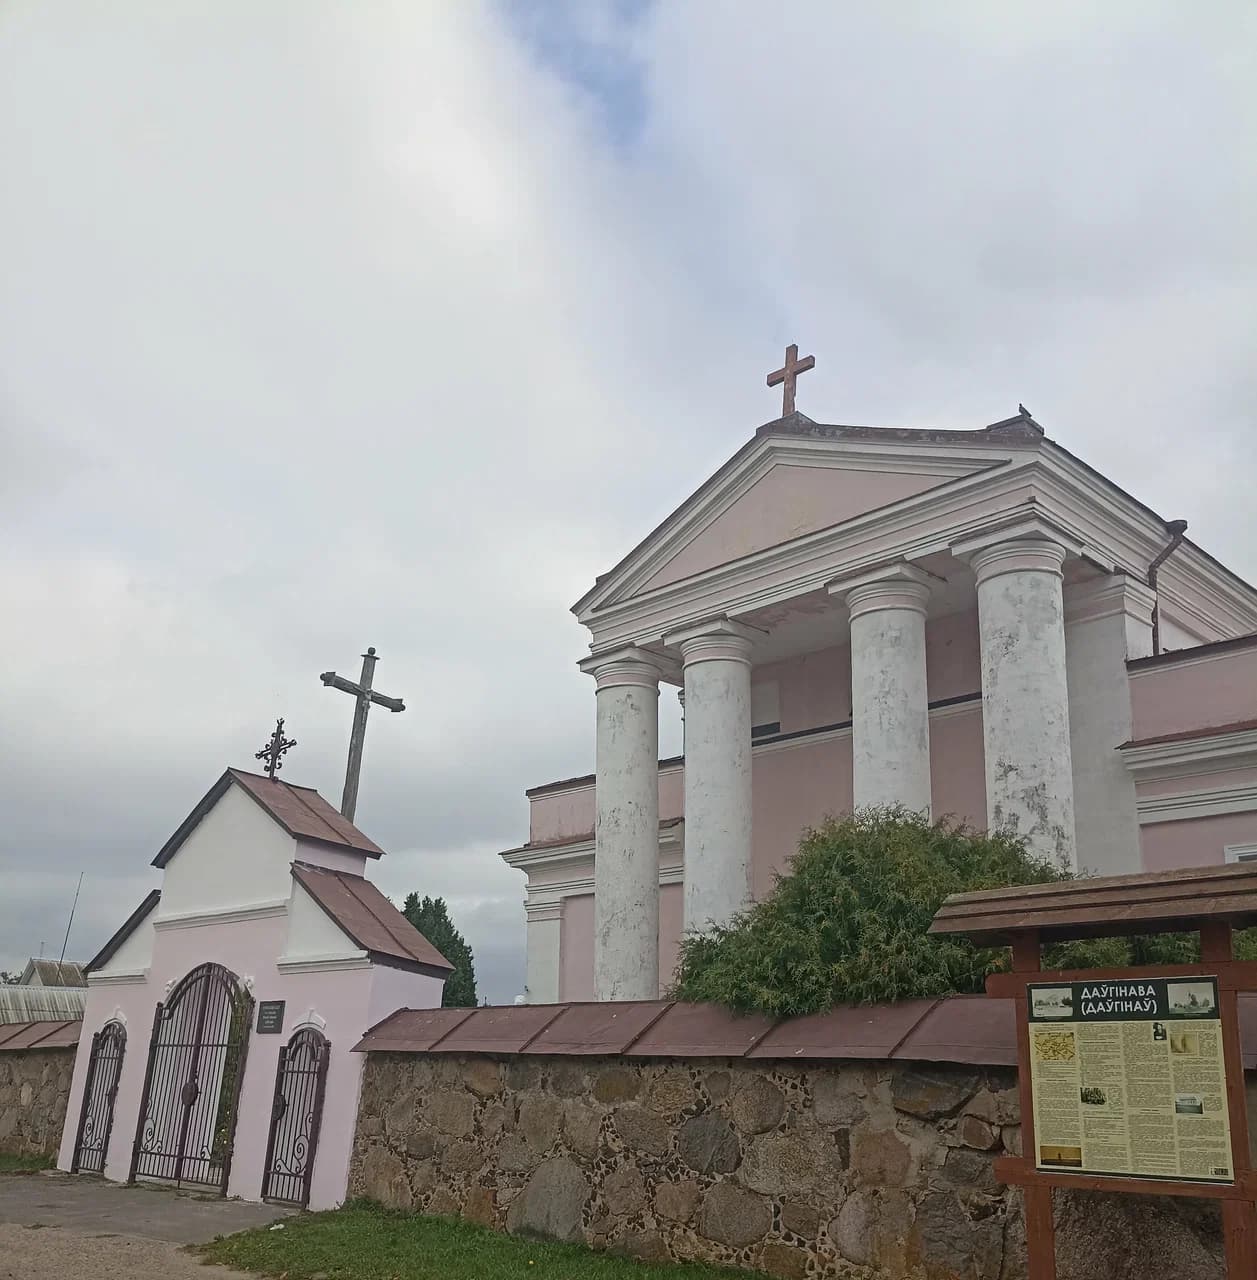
506,1157,589,1243
698,1181,772,1248
892,1066,981,1120
729,1075,786,1134
677,1110,740,1174
653,1178,701,1223
612,1104,669,1155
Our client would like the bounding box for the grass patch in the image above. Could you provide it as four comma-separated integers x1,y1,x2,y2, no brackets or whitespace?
199,1201,766,1280
0,1153,54,1174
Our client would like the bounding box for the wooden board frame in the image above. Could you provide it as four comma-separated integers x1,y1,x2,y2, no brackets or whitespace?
989,925,1257,1278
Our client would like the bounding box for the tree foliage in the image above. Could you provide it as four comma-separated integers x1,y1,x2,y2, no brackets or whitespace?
670,809,1255,1017
402,894,478,1007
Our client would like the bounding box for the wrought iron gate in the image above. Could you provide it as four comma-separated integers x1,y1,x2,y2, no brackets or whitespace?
129,962,253,1193
261,1026,330,1207
71,1020,127,1174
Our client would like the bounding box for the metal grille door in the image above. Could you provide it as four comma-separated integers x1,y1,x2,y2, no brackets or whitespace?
261,1027,330,1207
129,962,253,1193
71,1021,126,1174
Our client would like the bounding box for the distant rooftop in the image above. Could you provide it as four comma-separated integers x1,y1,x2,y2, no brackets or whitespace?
19,958,85,988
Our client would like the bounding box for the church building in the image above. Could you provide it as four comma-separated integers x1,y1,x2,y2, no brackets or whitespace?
56,767,451,1209
502,356,1257,1005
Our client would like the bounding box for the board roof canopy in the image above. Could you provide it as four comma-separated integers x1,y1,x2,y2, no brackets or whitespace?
929,861,1257,947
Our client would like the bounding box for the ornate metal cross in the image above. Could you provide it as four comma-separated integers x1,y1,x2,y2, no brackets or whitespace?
256,718,296,779
320,646,406,822
766,343,815,416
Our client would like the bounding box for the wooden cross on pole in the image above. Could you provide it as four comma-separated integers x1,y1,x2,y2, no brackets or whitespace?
319,646,406,822
766,343,815,416
255,718,296,779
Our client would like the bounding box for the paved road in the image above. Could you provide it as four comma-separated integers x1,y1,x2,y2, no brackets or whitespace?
0,1171,291,1279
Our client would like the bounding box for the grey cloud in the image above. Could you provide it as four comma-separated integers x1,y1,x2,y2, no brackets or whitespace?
2,1,1253,997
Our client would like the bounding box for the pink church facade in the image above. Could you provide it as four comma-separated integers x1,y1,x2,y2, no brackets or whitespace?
502,410,1257,1004
57,769,450,1210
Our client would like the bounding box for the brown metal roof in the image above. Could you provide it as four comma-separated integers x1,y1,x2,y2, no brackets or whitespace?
152,768,383,868
1119,718,1257,750
1127,630,1257,672
290,862,453,978
0,1020,81,1051
523,1002,673,1055
353,1007,477,1053
930,861,1257,946
355,995,1257,1069
426,1004,567,1054
747,998,939,1061
892,996,1019,1067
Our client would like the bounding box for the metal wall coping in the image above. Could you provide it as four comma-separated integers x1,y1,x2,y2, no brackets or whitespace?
358,994,1257,1070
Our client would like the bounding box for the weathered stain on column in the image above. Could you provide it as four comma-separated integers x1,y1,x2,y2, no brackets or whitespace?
968,537,1078,869
835,565,934,816
585,651,663,1001
665,621,758,935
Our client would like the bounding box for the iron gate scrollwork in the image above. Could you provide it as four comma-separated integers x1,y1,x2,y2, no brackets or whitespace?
71,1020,127,1174
129,962,253,1193
261,1026,330,1207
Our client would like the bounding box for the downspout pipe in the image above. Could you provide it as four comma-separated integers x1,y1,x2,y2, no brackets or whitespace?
1147,519,1189,655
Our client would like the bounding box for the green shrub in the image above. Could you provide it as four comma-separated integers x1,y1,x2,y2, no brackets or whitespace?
670,809,1254,1016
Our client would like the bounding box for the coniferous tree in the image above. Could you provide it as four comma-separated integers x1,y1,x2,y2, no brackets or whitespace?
402,894,477,1007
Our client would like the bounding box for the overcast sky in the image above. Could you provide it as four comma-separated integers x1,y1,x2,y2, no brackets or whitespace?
2,2,1254,1003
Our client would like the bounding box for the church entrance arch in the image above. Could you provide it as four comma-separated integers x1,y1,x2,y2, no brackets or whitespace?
71,1020,126,1174
129,962,253,1193
261,1025,331,1207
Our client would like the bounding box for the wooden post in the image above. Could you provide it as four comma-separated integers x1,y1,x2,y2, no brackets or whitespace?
1201,922,1257,1277
1010,932,1058,1280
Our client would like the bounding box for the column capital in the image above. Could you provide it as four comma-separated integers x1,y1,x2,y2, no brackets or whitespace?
951,516,1084,586
828,561,935,620
1063,573,1157,627
579,646,665,691
663,616,762,667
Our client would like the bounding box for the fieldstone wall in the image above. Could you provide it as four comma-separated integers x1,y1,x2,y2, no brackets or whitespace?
349,1053,1238,1280
0,1048,75,1158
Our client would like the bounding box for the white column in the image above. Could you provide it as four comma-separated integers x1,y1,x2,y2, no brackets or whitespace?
831,563,933,815
959,532,1078,869
664,618,757,934
580,648,663,1001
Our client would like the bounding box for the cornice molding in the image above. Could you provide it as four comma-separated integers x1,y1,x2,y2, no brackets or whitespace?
86,968,149,987
1063,574,1157,627
1121,727,1257,782
524,862,686,913
276,952,371,974
1136,784,1257,825
153,899,289,931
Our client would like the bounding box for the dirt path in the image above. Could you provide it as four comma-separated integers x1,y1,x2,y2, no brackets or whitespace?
0,1222,248,1280
0,1171,292,1280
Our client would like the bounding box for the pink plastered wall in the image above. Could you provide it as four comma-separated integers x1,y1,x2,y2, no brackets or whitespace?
1141,813,1257,871
59,914,442,1210
1128,643,1257,741
558,883,683,999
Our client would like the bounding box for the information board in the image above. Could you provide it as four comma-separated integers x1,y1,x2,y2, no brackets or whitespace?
1027,977,1233,1184
256,1000,285,1034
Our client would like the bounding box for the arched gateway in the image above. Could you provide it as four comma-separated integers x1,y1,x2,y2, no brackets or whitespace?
129,961,253,1193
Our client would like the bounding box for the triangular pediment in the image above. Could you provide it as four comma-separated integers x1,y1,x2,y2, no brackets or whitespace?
579,416,1020,615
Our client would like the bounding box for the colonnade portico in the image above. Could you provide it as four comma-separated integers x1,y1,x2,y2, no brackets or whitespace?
583,529,1082,999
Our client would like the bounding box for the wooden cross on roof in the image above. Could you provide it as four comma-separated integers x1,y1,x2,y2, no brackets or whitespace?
255,717,296,779
767,343,815,416
320,646,406,822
